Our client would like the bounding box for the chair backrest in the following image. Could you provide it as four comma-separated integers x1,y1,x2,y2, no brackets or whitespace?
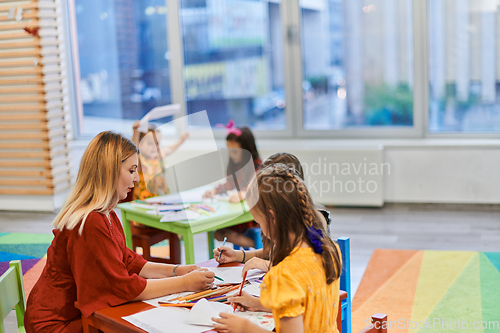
337,237,351,303
0,260,26,333
337,237,352,333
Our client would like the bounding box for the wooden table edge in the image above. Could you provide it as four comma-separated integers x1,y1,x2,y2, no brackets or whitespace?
87,260,244,333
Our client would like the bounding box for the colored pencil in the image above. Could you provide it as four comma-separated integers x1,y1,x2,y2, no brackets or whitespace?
233,271,247,312
158,303,195,308
186,285,239,302
178,288,216,302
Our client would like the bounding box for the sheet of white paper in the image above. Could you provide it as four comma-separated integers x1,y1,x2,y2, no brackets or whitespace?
213,190,237,202
185,298,233,327
156,204,190,211
145,188,206,204
133,203,190,211
243,281,262,297
123,307,207,333
137,104,181,133
234,311,275,331
207,267,265,285
159,210,200,222
130,203,158,210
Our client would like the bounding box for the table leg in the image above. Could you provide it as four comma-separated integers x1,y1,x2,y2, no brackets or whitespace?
207,231,215,257
183,231,195,265
121,210,133,250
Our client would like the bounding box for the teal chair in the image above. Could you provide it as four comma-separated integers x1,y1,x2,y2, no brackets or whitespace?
233,227,263,251
0,260,26,333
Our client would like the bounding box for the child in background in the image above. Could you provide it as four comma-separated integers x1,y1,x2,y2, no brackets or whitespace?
203,121,262,248
132,120,189,199
213,152,332,274
212,163,342,333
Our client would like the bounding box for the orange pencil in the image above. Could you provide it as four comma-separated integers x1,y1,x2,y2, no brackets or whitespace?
159,303,195,308
233,271,247,312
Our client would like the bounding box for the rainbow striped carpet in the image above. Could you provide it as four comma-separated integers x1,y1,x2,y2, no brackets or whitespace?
352,249,500,333
0,232,52,296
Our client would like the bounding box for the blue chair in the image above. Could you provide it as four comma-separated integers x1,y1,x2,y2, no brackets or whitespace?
337,237,352,333
0,260,26,333
233,227,263,251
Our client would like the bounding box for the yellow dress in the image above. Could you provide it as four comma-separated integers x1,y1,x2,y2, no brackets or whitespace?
260,247,340,333
134,156,169,201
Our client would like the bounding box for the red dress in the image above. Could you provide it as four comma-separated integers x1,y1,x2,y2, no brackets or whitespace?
25,211,147,333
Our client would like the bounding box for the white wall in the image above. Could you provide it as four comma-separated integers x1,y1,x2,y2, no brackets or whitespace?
2,138,499,212
384,146,500,203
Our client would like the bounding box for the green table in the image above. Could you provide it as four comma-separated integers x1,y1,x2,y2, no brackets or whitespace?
117,200,253,264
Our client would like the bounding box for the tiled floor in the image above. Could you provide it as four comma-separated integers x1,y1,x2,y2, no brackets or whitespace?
2,203,500,331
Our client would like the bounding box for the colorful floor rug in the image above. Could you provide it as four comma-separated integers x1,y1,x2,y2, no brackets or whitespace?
352,249,500,333
0,232,53,297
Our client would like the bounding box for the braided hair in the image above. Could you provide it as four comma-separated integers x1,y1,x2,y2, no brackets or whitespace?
246,163,342,284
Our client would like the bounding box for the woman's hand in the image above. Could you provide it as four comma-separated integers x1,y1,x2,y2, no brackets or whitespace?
228,291,267,312
203,189,216,199
175,265,199,276
212,312,260,333
242,257,269,275
213,246,240,264
181,269,215,291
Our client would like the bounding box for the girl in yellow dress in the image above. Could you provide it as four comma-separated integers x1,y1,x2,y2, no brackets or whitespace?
212,163,343,333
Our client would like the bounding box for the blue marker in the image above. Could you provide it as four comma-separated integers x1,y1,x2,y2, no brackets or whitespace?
218,236,227,260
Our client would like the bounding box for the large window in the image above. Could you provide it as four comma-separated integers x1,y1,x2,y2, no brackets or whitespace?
179,0,286,130
75,0,172,135
428,0,500,133
70,0,500,138
302,0,414,130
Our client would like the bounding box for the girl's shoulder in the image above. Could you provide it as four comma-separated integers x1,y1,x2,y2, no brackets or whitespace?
268,247,319,278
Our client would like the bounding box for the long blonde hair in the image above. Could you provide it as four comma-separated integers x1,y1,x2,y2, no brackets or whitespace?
53,131,139,234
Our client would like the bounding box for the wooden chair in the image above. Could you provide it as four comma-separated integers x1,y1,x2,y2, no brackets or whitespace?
0,260,26,333
131,223,181,264
122,190,181,264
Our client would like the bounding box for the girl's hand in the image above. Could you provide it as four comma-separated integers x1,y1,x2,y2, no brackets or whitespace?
213,246,239,264
182,269,215,291
242,257,269,275
203,189,216,199
228,291,266,312
180,132,189,141
212,312,257,333
175,265,199,276
133,120,140,131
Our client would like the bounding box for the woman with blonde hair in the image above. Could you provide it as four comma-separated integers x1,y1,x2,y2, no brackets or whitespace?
25,131,214,333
